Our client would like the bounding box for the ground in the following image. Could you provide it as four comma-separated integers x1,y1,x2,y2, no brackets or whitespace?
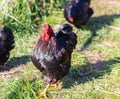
0,0,120,99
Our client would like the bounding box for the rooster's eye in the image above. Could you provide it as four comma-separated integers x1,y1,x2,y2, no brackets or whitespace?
67,28,72,32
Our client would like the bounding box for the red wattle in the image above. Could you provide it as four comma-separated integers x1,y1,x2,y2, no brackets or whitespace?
68,16,74,22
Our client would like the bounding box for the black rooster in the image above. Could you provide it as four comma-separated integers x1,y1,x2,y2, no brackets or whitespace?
0,26,15,65
31,23,77,98
64,0,94,28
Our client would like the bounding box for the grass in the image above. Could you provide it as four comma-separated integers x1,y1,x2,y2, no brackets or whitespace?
0,0,120,99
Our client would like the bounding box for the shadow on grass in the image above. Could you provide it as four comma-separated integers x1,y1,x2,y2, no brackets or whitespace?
63,57,120,88
0,55,30,72
80,14,120,51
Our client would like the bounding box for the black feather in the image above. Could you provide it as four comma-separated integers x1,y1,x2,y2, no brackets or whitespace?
0,26,15,65
31,24,77,84
64,0,94,28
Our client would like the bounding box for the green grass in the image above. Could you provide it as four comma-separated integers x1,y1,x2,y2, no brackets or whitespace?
0,0,120,99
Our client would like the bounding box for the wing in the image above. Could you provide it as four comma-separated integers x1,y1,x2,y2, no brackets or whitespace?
31,36,70,72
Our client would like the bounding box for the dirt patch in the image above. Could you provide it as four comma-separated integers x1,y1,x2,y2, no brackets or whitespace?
84,51,105,71
83,50,119,73
84,51,104,64
74,45,82,51
0,64,25,77
100,41,120,46
0,55,30,77
91,0,120,15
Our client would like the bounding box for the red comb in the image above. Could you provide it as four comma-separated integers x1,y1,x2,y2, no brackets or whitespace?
43,23,53,34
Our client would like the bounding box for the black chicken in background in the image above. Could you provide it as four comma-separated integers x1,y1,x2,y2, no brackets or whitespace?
64,0,94,28
0,26,15,65
31,23,77,98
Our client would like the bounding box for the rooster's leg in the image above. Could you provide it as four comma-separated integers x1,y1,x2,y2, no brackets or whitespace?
37,84,50,98
37,82,59,98
49,82,59,89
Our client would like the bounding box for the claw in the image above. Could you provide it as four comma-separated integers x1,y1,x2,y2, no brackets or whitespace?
37,82,59,98
37,84,49,98
37,91,47,98
49,82,59,89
